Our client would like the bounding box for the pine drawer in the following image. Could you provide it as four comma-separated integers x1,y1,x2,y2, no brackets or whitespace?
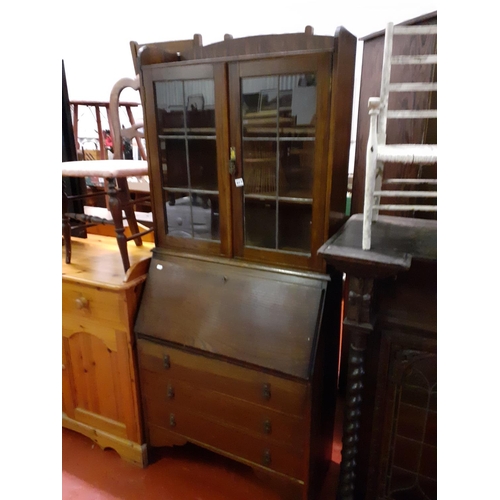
62,281,126,331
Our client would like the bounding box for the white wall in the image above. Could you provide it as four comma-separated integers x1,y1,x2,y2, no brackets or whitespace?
62,0,437,153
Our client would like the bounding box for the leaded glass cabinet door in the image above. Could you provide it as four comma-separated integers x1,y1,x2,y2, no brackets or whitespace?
142,63,232,256
229,53,332,271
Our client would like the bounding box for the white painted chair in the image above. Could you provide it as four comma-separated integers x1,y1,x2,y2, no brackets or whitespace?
62,75,153,272
362,22,437,250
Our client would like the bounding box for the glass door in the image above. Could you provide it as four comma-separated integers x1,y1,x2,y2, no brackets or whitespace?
143,63,231,256
229,53,332,270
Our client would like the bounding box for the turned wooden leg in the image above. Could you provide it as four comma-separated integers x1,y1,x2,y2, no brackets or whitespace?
62,180,72,264
117,177,143,247
107,177,130,272
337,329,368,500
337,277,374,500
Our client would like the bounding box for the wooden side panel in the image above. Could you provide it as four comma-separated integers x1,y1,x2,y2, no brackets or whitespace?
67,331,122,421
351,15,437,216
62,337,76,418
135,256,326,379
327,27,357,235
64,330,142,444
116,330,143,443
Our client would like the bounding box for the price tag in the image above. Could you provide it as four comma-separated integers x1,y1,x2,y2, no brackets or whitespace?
235,178,244,187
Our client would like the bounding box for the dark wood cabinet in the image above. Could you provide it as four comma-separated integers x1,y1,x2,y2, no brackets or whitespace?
319,215,437,500
140,28,356,272
134,28,357,499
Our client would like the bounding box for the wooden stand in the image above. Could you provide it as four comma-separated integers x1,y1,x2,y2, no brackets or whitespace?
319,214,437,500
62,234,154,466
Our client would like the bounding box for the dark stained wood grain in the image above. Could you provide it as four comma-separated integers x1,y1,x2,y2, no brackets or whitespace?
326,27,357,236
137,338,310,416
135,254,327,379
140,376,307,451
318,213,436,500
180,31,335,61
138,29,356,273
134,29,352,499
147,415,306,480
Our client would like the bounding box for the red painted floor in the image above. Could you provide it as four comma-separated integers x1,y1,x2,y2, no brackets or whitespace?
62,400,343,500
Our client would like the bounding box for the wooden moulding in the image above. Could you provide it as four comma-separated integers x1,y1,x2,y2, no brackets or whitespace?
63,413,148,467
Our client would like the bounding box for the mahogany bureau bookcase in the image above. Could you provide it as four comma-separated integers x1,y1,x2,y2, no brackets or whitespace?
133,27,357,499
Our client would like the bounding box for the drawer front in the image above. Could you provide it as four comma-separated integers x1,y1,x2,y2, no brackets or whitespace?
145,404,305,480
137,339,310,417
62,281,126,331
140,370,306,451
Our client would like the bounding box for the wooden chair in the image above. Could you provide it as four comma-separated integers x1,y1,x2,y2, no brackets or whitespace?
362,22,437,250
62,74,153,272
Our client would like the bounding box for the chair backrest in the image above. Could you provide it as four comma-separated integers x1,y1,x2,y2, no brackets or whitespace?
109,75,147,161
378,22,437,147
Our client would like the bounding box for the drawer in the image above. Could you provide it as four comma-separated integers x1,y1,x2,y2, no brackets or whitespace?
62,281,126,330
137,339,310,417
146,405,306,480
140,372,306,451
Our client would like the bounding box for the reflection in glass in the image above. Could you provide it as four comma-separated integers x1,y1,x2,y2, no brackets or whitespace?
161,139,188,188
165,190,219,241
241,73,316,255
241,74,316,138
245,200,276,250
155,79,216,135
188,139,218,191
156,81,184,135
155,78,219,241
243,140,278,196
278,204,311,253
279,140,314,198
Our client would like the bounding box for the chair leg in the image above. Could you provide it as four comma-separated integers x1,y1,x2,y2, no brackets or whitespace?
363,142,377,251
372,160,384,223
116,178,143,247
62,181,72,264
107,177,131,272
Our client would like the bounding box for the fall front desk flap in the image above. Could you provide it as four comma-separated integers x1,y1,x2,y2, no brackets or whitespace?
134,254,328,380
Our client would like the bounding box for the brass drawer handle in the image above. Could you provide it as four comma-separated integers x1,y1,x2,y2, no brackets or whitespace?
169,413,176,427
262,449,271,466
163,354,170,369
167,384,175,399
75,297,89,309
263,419,272,434
262,383,271,400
